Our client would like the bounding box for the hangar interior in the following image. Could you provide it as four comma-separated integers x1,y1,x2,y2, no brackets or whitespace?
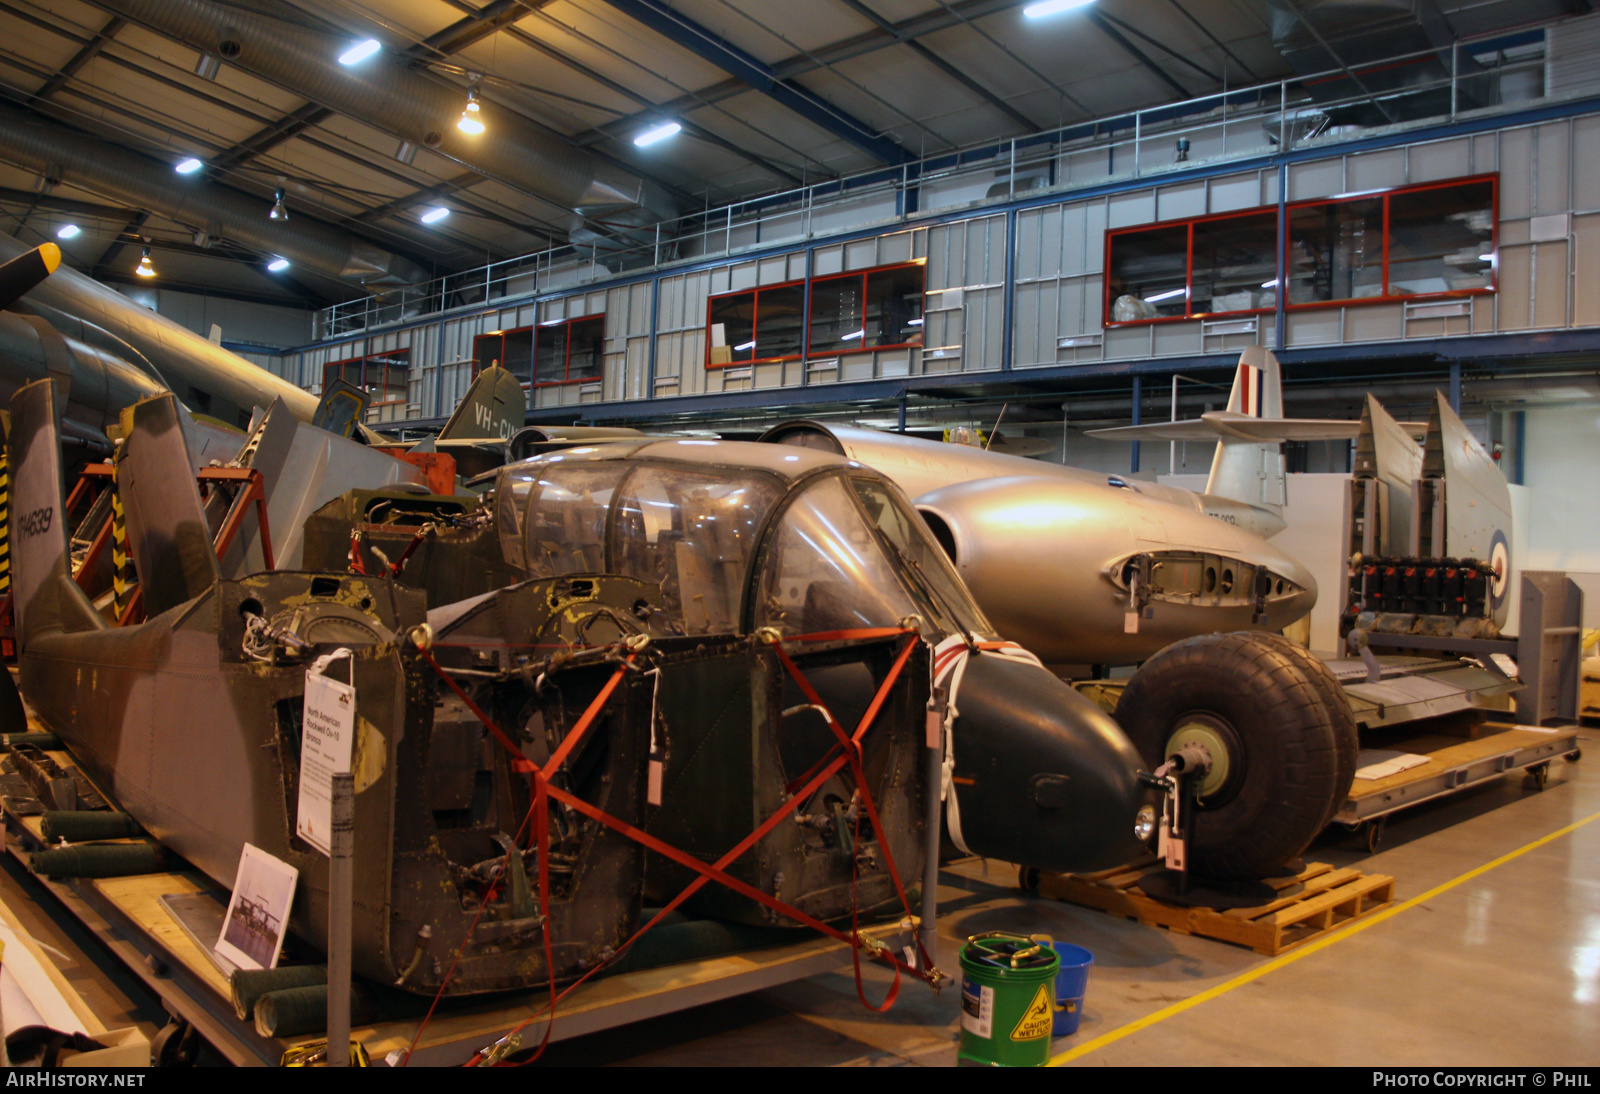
0,0,1595,1069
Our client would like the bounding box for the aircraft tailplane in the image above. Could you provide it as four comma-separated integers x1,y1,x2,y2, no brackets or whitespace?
6,379,107,649
438,364,525,443
1203,346,1288,513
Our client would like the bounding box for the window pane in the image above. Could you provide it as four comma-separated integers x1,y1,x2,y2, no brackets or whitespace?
567,317,603,382
502,329,533,382
534,323,567,384
1388,180,1494,295
709,292,755,363
1286,198,1383,304
808,275,864,354
847,477,994,641
1107,224,1190,320
472,333,503,376
1191,213,1278,315
609,466,781,634
755,476,920,636
519,463,627,578
755,284,804,359
864,265,924,346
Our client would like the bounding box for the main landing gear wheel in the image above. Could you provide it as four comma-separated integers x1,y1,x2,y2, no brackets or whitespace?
1114,632,1342,880
1253,632,1358,830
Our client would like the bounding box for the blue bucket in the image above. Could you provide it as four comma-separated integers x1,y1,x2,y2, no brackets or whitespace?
1050,943,1094,1036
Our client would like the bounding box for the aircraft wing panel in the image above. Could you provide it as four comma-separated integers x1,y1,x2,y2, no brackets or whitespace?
1088,415,1364,443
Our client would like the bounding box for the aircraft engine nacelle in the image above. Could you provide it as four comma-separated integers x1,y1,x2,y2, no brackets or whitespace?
916,474,1317,665
0,312,165,453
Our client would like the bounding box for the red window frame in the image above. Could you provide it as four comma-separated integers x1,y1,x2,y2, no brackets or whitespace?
805,260,926,357
534,314,605,387
322,350,410,409
1104,174,1498,327
473,314,606,387
703,259,927,370
705,276,806,369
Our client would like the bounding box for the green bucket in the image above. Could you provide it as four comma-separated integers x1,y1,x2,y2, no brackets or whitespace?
957,933,1060,1067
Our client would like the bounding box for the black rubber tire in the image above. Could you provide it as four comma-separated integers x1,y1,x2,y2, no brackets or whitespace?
1113,632,1341,880
1253,632,1358,830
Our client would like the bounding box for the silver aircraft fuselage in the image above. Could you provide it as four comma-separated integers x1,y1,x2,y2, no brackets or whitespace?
0,234,319,437
762,422,1316,665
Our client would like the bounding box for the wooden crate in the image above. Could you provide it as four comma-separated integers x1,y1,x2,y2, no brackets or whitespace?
1033,859,1395,956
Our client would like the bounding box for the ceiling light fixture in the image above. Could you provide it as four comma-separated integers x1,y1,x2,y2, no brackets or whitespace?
269,187,288,221
267,257,290,272
420,206,450,224
136,246,156,278
633,121,681,147
56,223,80,240
1023,0,1094,17
457,87,485,135
339,38,381,65
175,158,203,174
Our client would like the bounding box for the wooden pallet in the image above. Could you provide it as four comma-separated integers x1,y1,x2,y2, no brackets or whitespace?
1034,859,1395,956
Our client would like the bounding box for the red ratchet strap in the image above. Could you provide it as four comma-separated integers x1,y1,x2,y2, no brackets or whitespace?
765,638,925,991
416,628,933,1065
407,647,638,1066
485,631,927,1058
348,526,434,578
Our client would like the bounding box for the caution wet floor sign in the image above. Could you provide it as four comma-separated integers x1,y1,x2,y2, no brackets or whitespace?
1010,984,1053,1041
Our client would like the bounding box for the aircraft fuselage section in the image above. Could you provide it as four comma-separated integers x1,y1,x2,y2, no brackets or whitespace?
915,474,1315,664
778,422,1309,663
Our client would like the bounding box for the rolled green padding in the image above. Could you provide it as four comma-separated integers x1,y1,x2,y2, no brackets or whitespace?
253,983,422,1039
29,841,165,878
231,965,328,1021
40,811,140,842
1,732,62,750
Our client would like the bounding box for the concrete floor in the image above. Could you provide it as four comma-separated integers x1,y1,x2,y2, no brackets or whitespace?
539,728,1599,1067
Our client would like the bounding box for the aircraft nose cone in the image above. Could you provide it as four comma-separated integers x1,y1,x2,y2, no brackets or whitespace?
947,651,1148,873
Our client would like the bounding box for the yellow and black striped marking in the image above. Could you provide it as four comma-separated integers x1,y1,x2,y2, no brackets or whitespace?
0,444,11,596
111,462,131,620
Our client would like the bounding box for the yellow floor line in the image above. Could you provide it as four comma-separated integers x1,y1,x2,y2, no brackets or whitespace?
1048,806,1600,1066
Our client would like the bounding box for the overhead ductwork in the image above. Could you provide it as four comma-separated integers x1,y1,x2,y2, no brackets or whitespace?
0,99,430,290
1269,0,1490,125
91,0,679,244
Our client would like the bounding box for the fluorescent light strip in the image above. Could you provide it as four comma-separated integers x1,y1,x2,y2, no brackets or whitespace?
633,121,681,147
175,158,203,174
420,207,450,224
339,39,380,65
1024,0,1094,18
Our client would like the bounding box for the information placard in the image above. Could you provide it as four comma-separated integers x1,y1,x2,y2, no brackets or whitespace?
295,649,355,856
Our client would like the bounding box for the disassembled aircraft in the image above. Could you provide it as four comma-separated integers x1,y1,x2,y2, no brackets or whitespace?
760,348,1519,879
5,370,1149,993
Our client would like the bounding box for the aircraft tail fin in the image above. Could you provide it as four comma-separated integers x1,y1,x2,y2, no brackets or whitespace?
439,364,525,442
1203,347,1287,512
6,379,107,649
115,394,221,617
